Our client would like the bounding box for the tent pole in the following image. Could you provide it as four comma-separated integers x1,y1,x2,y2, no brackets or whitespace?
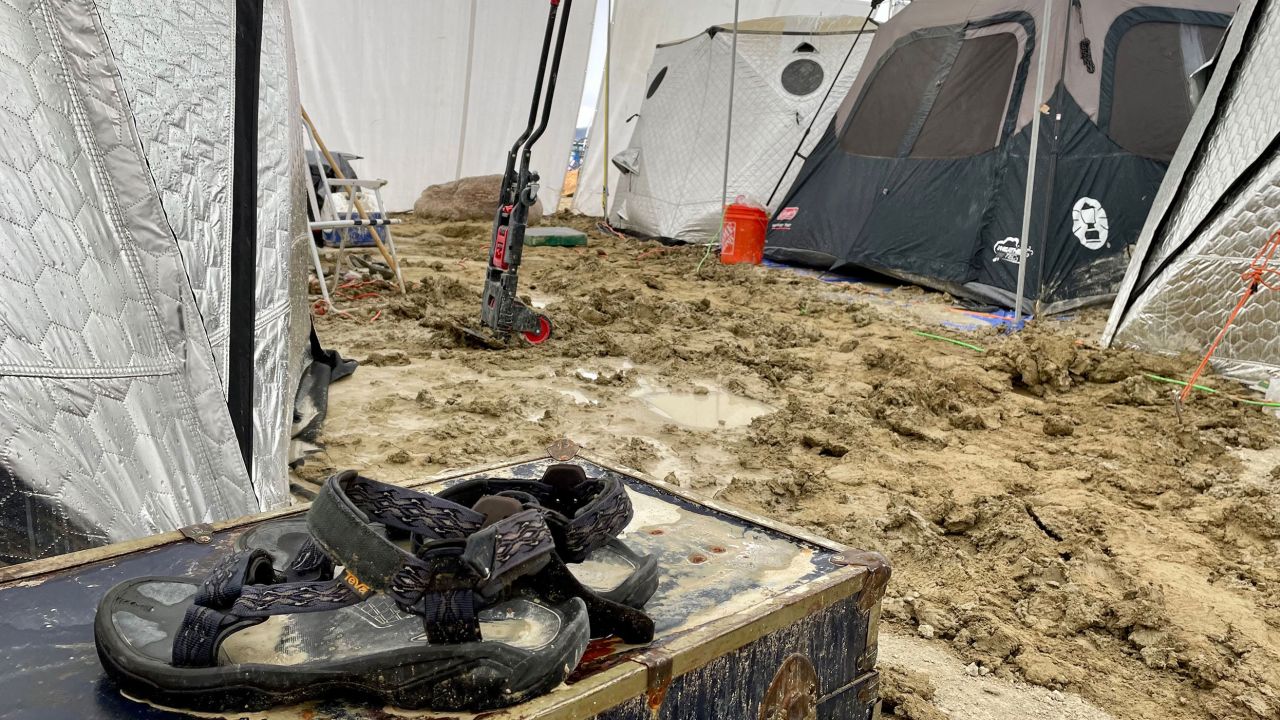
454,0,479,181
1014,0,1055,324
601,0,611,217
720,0,740,229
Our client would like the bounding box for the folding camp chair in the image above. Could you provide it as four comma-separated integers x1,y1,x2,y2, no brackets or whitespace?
302,116,405,309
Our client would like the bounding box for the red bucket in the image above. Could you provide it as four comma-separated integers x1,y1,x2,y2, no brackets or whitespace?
720,201,767,265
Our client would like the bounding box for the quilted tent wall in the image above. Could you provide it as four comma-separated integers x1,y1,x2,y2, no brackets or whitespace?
289,0,598,212
97,0,311,507
0,0,257,562
572,0,870,218
1104,0,1280,383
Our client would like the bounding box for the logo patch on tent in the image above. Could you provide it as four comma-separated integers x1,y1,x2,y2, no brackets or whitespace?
993,237,1032,264
1072,197,1108,250
777,206,799,221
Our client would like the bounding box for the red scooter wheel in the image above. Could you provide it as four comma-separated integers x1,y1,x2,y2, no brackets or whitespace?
522,316,552,344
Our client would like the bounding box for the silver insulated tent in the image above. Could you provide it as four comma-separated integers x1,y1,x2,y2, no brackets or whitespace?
0,0,313,562
1105,0,1280,384
608,15,876,242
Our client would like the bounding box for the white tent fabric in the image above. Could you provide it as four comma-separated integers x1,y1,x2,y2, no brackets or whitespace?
290,0,597,212
573,0,870,218
609,16,873,241
1103,0,1280,383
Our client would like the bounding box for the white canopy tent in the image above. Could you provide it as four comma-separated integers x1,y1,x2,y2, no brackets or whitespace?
290,0,597,212
572,0,871,218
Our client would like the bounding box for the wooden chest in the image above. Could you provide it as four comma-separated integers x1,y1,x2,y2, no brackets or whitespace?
0,451,889,719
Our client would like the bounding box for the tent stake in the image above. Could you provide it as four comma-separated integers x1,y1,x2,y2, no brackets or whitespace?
1014,0,1055,324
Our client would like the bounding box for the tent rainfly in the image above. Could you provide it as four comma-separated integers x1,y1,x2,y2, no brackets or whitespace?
767,0,1235,313
607,16,876,242
1105,0,1280,384
0,0,320,563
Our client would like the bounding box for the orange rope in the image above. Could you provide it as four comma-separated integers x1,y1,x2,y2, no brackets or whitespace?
1180,230,1280,403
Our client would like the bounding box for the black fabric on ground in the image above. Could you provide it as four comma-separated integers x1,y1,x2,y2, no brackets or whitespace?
290,326,357,468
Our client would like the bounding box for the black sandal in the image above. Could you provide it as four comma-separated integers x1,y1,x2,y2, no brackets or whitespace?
238,464,658,641
95,472,590,712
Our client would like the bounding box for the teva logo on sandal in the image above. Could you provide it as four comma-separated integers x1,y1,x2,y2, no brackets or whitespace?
1072,197,1108,250
342,569,373,597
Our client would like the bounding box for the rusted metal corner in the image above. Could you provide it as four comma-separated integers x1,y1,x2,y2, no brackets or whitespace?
639,648,675,714
831,550,891,611
858,674,882,710
546,438,580,461
178,523,214,544
857,645,880,675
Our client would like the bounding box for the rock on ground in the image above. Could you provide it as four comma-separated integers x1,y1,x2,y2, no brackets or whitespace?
413,174,544,224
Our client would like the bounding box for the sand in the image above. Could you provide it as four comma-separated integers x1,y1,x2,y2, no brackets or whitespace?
304,215,1280,720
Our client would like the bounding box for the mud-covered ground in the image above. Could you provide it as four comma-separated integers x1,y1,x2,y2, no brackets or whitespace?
304,216,1280,720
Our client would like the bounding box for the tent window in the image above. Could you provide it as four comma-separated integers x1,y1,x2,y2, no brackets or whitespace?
794,42,817,53
781,58,824,96
841,36,951,157
1109,22,1225,161
646,67,668,99
911,33,1018,158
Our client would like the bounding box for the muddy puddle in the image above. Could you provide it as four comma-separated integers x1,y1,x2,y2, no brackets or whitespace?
636,386,775,430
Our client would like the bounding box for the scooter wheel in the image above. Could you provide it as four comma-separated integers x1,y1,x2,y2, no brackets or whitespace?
522,316,552,345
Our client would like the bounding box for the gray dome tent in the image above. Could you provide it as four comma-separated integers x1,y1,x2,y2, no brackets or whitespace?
767,0,1236,313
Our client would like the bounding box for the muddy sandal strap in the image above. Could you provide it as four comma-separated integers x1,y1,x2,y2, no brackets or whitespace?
542,464,634,563
438,464,635,563
175,549,343,668
192,548,277,608
285,537,335,582
310,472,557,642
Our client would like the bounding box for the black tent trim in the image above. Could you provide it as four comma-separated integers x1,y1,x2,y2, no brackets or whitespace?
229,0,264,475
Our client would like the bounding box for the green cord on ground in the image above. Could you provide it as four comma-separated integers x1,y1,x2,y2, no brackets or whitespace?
1144,374,1280,408
913,331,987,353
694,241,716,274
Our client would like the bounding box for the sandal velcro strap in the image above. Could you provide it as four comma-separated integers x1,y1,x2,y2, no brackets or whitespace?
310,472,557,642
285,537,335,582
175,549,362,668
544,465,634,563
193,549,278,609
437,464,635,563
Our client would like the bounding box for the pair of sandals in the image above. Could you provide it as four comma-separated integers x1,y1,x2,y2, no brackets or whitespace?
95,464,658,712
